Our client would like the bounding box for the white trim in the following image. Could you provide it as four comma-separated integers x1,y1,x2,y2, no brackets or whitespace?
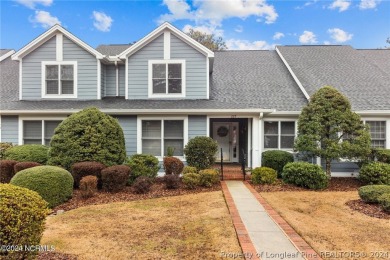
276,46,310,100
148,60,186,98
125,58,129,99
19,59,23,100
18,116,66,145
137,116,188,161
206,56,209,99
12,24,104,60
118,22,214,59
387,120,390,149
41,61,78,99
97,60,101,99
0,50,15,62
56,33,63,61
115,62,119,96
206,116,210,137
252,116,260,167
164,30,170,60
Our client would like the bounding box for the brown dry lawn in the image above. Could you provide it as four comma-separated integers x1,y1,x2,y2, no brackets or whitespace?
41,191,241,260
261,191,390,259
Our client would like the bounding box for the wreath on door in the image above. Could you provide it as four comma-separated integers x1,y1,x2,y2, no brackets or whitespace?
217,126,229,137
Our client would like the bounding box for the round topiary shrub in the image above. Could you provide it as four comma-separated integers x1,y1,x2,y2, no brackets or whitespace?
5,144,49,164
10,166,74,208
0,160,18,183
198,169,220,187
163,156,184,175
282,162,329,190
378,193,390,212
47,107,126,170
261,150,294,178
0,184,49,260
71,161,106,189
14,161,41,173
358,185,390,203
251,167,277,185
182,173,201,189
125,154,160,185
359,162,390,185
101,165,131,192
184,136,218,170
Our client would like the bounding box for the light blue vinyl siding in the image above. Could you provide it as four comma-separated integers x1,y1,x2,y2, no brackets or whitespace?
63,36,97,99
321,159,359,173
188,115,207,139
1,116,18,144
22,36,56,100
115,116,137,156
105,64,116,96
170,35,207,99
128,34,164,99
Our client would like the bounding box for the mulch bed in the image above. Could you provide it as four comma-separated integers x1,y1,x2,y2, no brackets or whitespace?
53,178,221,212
346,199,390,220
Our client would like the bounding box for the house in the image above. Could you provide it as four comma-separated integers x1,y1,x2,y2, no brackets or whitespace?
1,22,389,176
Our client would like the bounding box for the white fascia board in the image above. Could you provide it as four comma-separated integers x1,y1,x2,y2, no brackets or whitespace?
355,110,390,115
12,24,105,60
118,22,214,59
275,46,310,100
0,50,15,62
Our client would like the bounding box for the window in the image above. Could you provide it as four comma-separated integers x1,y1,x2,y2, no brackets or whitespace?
141,119,185,157
42,61,77,98
22,120,62,145
148,60,185,97
366,121,386,148
264,121,295,149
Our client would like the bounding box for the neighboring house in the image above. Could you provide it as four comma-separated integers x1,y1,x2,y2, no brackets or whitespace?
1,22,389,176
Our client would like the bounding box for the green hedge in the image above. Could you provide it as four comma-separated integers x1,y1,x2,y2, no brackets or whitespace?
262,150,294,177
184,137,218,170
125,154,160,184
10,166,74,208
358,185,390,203
359,162,390,185
0,184,49,259
378,193,390,212
251,167,277,185
5,144,49,164
282,162,329,190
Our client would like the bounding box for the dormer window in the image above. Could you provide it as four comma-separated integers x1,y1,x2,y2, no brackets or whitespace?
148,60,185,98
42,61,77,98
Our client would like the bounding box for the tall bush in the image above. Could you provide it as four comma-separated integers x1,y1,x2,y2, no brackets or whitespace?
5,144,49,164
0,184,49,259
47,107,126,170
261,150,294,177
184,136,218,170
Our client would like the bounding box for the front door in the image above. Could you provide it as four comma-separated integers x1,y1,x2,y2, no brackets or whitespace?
213,122,239,162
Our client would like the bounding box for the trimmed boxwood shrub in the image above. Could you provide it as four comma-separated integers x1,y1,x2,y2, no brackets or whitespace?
251,167,277,185
10,166,74,208
163,174,181,189
48,107,126,170
199,169,220,187
282,162,329,190
132,176,153,194
0,184,49,259
163,156,184,175
359,162,390,185
0,142,13,159
376,149,390,164
71,161,106,189
14,161,41,173
80,175,98,198
125,154,160,184
183,166,197,174
184,136,218,170
101,165,130,192
5,144,49,164
262,150,294,177
0,160,18,183
378,193,390,212
182,173,201,189
358,185,390,203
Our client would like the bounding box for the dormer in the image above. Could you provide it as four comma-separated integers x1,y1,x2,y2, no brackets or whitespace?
12,25,104,100
117,22,214,100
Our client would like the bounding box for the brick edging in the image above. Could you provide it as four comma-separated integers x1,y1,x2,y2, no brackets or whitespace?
243,181,323,260
221,181,260,260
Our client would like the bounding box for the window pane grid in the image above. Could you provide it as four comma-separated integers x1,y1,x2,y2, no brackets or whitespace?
45,64,74,95
366,121,386,148
264,121,295,149
152,63,182,95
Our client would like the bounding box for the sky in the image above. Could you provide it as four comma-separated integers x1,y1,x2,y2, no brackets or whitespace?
0,0,389,51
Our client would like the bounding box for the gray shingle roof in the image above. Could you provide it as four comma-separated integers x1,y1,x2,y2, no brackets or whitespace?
0,56,19,103
0,49,13,56
358,49,390,76
277,46,390,110
96,44,132,56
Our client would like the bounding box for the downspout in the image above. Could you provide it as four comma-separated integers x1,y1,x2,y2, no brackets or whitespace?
259,112,264,167
115,61,119,97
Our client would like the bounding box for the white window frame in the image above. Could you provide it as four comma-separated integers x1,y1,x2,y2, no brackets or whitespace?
364,120,387,148
18,117,65,145
148,60,186,98
41,61,78,98
137,116,188,160
263,120,296,151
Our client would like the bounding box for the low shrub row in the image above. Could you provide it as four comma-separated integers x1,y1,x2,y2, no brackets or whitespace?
359,162,390,185
358,185,390,212
4,144,49,164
